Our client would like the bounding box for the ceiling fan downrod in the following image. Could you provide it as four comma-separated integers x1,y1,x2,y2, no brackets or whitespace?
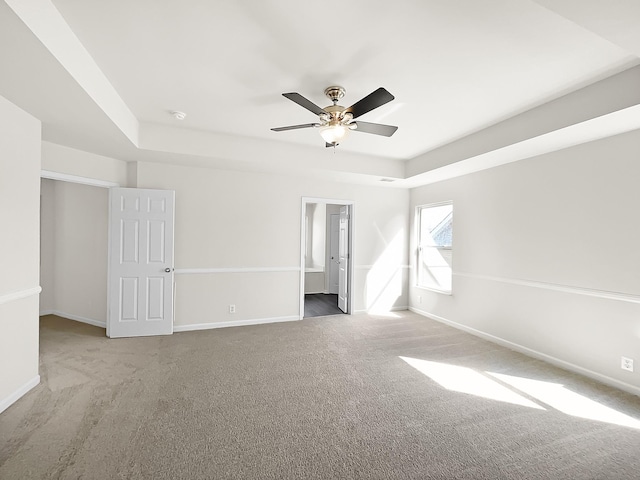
324,86,346,105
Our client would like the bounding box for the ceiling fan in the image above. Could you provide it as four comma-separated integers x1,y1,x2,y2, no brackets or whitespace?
271,86,398,147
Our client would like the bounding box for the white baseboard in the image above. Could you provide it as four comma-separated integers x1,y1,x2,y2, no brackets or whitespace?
0,375,40,415
40,310,106,329
174,315,300,332
409,307,640,397
42,312,300,333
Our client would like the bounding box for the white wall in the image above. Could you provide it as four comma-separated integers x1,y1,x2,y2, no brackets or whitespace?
304,203,326,294
41,141,128,186
304,203,326,270
0,95,41,412
39,179,108,325
39,179,55,312
134,161,409,326
410,129,640,394
310,204,326,270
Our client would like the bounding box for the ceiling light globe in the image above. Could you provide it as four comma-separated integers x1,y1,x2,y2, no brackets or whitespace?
319,124,350,144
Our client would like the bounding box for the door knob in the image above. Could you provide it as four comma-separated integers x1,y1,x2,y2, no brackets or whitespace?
164,268,174,273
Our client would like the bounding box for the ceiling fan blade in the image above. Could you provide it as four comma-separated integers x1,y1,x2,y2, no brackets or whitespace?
345,87,394,119
282,93,326,116
271,123,319,132
353,121,398,137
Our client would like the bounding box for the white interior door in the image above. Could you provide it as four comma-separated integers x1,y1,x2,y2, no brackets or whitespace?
329,214,339,294
338,206,349,313
108,188,175,338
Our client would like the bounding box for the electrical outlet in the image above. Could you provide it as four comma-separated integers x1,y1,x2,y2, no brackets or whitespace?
418,295,422,304
621,356,634,372
229,304,236,314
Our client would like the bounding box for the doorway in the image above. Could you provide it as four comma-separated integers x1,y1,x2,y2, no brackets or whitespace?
39,176,111,328
299,198,354,319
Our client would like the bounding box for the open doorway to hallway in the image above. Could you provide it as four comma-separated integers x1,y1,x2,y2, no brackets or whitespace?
300,198,353,319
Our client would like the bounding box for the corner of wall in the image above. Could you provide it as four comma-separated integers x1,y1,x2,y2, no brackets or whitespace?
0,93,41,411
126,161,138,188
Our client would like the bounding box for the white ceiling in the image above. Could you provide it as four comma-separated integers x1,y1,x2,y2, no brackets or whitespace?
1,0,639,185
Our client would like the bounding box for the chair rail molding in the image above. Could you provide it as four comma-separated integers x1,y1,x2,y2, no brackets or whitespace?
0,286,42,306
175,266,300,274
454,272,640,304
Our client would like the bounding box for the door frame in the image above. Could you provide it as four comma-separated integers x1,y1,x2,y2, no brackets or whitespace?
39,171,118,330
327,213,340,294
300,197,354,319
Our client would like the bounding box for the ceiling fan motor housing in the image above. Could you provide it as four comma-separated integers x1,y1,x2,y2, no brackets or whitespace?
322,104,348,124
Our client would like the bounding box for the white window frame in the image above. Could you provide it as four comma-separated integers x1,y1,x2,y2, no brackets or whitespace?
416,201,453,294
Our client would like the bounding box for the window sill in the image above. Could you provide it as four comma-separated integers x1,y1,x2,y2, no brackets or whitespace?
305,268,324,273
416,285,452,296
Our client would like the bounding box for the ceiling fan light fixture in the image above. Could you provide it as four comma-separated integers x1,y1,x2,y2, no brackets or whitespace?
272,86,397,147
319,123,350,144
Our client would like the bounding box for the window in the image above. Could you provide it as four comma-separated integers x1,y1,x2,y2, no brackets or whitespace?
417,202,453,293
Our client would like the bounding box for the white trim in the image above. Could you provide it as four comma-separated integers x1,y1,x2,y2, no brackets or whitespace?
174,315,300,332
40,311,106,329
175,266,300,275
354,306,409,314
415,285,453,296
416,200,454,209
0,375,40,415
0,286,41,306
41,170,120,188
455,272,640,304
301,196,355,205
354,264,410,270
409,306,640,397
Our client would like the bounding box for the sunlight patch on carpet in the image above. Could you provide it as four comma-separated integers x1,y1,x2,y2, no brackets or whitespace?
399,356,543,409
400,355,640,430
488,372,640,430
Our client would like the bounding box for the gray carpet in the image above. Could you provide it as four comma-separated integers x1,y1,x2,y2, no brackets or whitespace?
1,312,640,479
